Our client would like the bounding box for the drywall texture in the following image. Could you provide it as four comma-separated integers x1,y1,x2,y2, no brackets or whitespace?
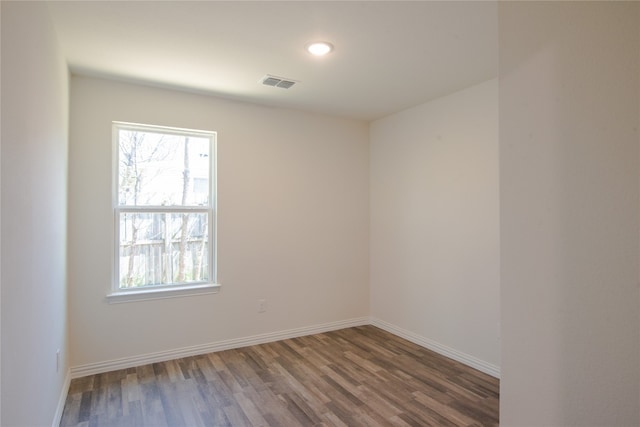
370,79,500,370
68,76,369,367
1,2,70,426
499,2,639,425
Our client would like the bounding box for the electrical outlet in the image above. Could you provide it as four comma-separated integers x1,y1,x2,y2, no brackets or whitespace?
56,349,60,372
258,299,267,313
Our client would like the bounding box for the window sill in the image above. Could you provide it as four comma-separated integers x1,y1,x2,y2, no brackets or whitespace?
106,283,221,304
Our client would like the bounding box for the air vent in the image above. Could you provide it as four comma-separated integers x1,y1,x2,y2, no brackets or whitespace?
260,74,298,89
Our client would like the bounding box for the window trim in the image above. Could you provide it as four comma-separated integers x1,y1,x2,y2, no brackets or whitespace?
106,283,221,304
108,121,219,303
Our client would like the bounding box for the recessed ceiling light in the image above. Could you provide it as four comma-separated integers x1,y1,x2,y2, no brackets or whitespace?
306,41,333,56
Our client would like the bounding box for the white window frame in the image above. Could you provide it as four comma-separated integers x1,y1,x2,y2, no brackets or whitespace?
107,122,220,303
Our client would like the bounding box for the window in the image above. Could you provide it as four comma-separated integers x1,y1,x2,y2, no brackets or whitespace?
108,122,218,302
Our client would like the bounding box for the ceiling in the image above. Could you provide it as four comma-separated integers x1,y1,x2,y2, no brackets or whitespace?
47,1,497,122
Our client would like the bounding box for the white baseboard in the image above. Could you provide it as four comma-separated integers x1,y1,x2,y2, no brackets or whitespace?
52,369,71,427
370,317,500,379
70,317,369,379
69,316,499,381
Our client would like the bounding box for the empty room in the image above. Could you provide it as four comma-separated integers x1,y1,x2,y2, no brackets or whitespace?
2,1,639,426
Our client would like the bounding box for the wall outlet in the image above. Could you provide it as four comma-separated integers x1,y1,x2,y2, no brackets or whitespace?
258,299,267,313
56,349,60,372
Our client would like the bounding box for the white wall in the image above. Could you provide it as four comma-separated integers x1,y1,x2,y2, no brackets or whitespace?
369,79,500,374
68,76,369,368
1,2,70,426
499,2,639,425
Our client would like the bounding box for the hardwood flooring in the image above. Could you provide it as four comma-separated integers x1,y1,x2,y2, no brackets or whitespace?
60,326,499,426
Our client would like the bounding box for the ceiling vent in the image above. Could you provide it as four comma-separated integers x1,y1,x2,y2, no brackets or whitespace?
260,74,298,89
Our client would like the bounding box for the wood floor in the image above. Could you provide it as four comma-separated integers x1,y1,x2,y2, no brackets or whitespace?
60,326,499,427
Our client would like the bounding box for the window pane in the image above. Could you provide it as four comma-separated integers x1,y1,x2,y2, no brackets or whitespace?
119,212,209,288
118,129,210,206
